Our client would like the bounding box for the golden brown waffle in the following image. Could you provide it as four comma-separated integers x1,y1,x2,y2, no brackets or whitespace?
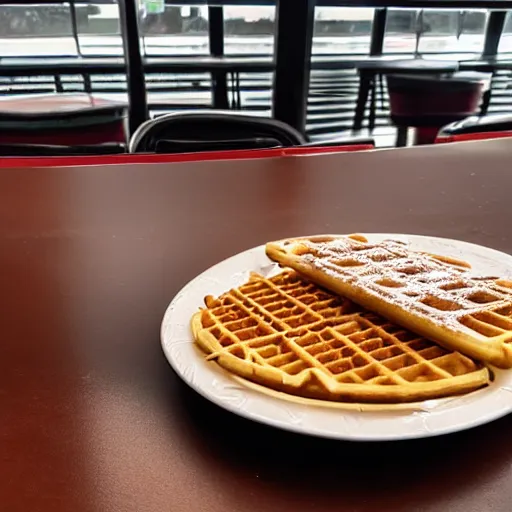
266,234,512,368
191,270,490,404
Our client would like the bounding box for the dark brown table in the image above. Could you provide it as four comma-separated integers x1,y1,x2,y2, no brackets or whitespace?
2,139,512,512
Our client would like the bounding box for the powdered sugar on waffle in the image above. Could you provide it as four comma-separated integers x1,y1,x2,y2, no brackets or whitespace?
296,237,512,339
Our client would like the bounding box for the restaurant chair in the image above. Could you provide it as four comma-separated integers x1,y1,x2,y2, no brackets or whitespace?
435,113,512,144
304,136,374,147
129,111,306,153
154,137,283,154
386,73,486,147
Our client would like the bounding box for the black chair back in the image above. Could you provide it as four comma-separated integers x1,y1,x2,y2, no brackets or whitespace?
129,111,306,153
155,137,282,154
440,114,512,136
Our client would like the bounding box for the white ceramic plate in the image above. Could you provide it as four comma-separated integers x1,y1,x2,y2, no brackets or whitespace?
161,234,512,441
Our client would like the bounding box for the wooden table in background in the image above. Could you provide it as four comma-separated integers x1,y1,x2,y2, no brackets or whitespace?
2,139,512,512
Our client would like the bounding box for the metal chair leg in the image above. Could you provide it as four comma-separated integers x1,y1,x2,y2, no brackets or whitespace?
379,74,385,111
480,72,494,116
353,72,372,132
369,77,376,132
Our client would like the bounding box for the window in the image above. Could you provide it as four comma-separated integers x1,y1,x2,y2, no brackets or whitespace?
140,4,209,56
76,2,123,56
15,1,212,58
312,7,374,56
498,11,512,54
384,8,487,57
0,3,77,57
417,9,487,55
223,5,275,56
384,8,420,54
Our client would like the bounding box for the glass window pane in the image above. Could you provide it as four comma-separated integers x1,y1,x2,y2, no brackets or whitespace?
0,3,77,57
312,7,374,56
224,6,275,56
142,4,209,56
76,2,123,57
384,8,487,56
383,8,420,54
498,11,512,54
418,9,487,55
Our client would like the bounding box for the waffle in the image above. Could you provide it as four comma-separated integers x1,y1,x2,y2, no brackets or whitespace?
266,234,512,368
191,270,490,404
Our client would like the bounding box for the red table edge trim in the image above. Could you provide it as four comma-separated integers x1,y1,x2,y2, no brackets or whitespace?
0,144,375,168
435,131,512,144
